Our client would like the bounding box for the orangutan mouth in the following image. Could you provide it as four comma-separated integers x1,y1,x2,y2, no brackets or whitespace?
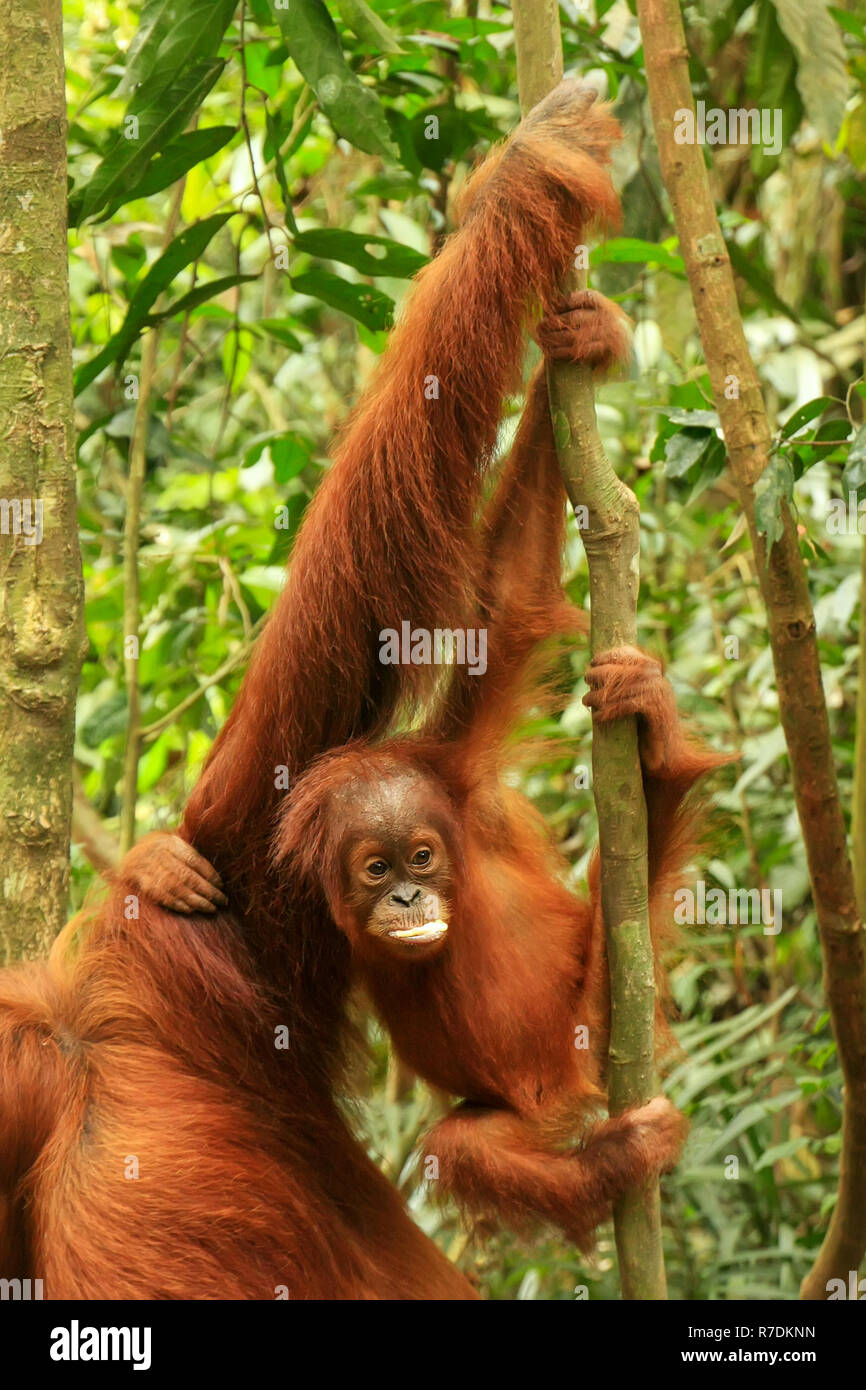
387,920,449,945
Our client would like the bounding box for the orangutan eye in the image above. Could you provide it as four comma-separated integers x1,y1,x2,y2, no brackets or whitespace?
412,848,432,867
366,859,389,878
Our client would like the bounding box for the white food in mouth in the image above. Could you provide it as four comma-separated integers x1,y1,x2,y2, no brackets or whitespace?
388,920,449,944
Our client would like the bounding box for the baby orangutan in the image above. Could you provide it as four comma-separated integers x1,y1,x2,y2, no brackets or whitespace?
124,290,725,1248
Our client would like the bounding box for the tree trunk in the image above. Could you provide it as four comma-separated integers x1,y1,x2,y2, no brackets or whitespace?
0,0,84,960
636,0,866,1301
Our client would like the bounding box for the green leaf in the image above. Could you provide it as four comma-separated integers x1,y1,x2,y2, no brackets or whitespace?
335,0,403,53
80,690,129,748
844,98,866,171
138,730,175,793
591,236,685,277
432,15,513,38
754,452,795,553
109,0,237,210
243,40,284,98
245,432,313,482
779,396,836,439
293,229,427,277
745,2,803,182
74,214,236,394
843,423,866,491
149,273,258,323
265,105,299,232
292,269,394,331
354,171,418,200
357,323,388,355
256,318,304,351
120,0,238,95
72,58,226,225
120,0,184,93
111,239,147,286
753,1137,818,1172
272,436,313,483
408,103,499,173
102,126,237,219
269,0,396,158
828,6,866,40
668,408,720,429
702,1089,802,1160
792,418,851,472
686,436,727,500
669,988,799,1093
664,427,715,479
772,0,850,144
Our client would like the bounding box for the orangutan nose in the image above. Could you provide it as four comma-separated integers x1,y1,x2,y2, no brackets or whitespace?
390,886,421,908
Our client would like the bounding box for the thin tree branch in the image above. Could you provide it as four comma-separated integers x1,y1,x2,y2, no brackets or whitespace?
119,184,184,852
855,536,866,922
852,316,866,927
119,328,160,854
511,0,666,1300
636,0,866,1301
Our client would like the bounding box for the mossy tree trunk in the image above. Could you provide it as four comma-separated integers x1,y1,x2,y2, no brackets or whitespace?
0,1,84,960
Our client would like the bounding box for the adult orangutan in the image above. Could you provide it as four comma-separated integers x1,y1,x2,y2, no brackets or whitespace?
0,83,717,1297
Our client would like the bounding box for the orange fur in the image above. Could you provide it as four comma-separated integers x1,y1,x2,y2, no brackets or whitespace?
0,82,625,1299
269,327,728,1248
